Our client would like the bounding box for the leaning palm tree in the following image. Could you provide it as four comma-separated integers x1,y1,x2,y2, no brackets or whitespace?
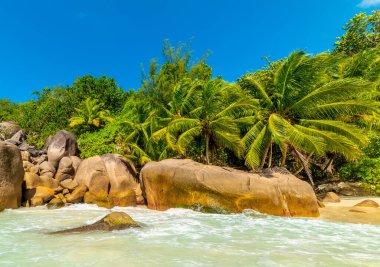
241,51,379,185
118,101,165,166
151,78,201,152
69,98,113,131
168,78,253,164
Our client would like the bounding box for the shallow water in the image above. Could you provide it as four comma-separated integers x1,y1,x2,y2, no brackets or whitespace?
0,205,379,267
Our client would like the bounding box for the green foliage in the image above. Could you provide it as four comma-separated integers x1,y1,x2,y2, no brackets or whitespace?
0,99,18,121
334,11,380,56
77,123,121,158
0,11,379,190
69,98,113,134
340,157,380,193
68,75,128,113
239,51,376,173
16,88,73,146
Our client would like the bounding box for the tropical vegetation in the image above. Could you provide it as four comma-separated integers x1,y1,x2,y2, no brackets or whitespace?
1,11,379,190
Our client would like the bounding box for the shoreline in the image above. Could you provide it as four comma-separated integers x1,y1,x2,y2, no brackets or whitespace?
319,197,380,225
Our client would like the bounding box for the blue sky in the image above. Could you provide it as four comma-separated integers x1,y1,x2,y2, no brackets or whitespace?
0,0,379,102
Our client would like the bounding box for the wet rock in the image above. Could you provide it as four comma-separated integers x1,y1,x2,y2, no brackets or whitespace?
34,186,55,202
47,198,65,209
84,191,113,209
109,190,137,207
51,212,140,234
30,196,44,207
66,184,87,203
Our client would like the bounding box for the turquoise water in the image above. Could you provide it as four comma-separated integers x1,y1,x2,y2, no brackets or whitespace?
0,205,379,267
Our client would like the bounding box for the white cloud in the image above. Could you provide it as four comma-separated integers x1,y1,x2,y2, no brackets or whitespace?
358,0,380,8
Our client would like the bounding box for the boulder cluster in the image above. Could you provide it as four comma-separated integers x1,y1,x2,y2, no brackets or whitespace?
0,122,321,217
15,129,143,209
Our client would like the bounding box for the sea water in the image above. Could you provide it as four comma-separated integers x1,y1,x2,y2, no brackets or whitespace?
0,205,379,267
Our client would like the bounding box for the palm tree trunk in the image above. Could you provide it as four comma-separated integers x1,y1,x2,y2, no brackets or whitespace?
293,148,315,187
281,143,287,167
205,133,210,165
260,140,271,168
268,143,273,168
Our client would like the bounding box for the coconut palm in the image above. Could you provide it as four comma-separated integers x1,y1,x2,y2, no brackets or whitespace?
241,51,379,185
151,78,201,153
69,98,113,131
167,78,253,164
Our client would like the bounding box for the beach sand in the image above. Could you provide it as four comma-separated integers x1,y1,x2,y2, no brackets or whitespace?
319,197,380,225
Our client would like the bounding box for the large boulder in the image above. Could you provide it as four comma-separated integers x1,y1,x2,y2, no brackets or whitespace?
74,156,109,194
0,142,24,210
140,159,319,217
47,130,78,168
101,154,143,204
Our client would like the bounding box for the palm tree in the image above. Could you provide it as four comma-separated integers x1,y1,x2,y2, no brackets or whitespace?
241,51,378,185
167,78,252,164
117,100,165,166
69,98,113,131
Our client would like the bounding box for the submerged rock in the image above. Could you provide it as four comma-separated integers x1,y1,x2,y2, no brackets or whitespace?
51,212,140,234
140,159,319,217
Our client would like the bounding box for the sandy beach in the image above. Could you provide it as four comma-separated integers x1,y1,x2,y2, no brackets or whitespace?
319,197,380,225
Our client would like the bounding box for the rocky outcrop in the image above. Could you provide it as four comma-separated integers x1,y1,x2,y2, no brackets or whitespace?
47,130,78,168
101,154,143,204
0,142,24,210
51,212,140,234
74,156,109,194
140,159,319,217
74,154,143,208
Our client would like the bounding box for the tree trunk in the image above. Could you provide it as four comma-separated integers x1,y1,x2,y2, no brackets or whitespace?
294,152,313,175
281,143,287,167
205,133,210,165
293,148,315,187
323,156,335,174
268,143,273,168
260,140,272,168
